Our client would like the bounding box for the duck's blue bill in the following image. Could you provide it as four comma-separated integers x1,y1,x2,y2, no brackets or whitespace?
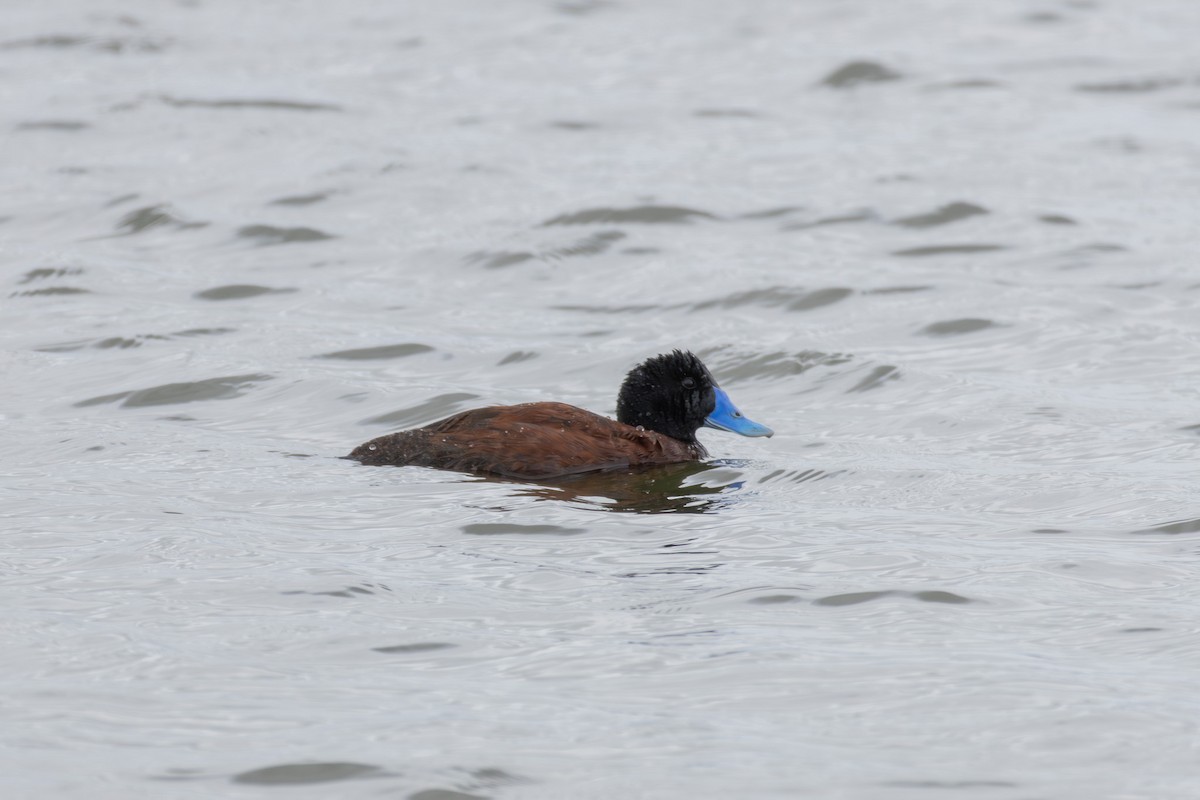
704,386,774,438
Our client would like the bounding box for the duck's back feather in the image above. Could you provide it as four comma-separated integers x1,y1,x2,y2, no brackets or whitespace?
347,401,706,479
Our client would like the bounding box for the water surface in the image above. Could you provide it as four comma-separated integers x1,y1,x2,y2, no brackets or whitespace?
5,1,1200,798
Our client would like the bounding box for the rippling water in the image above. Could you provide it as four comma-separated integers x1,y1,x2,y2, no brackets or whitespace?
6,1,1200,798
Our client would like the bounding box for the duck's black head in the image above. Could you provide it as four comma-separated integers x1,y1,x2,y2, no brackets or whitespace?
616,350,773,444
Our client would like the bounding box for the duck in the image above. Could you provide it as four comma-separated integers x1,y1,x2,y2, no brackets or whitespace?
347,349,772,480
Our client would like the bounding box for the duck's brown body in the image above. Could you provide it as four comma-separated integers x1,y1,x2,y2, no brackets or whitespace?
348,402,707,480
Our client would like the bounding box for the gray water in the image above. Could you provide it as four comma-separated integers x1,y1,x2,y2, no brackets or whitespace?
5,1,1200,798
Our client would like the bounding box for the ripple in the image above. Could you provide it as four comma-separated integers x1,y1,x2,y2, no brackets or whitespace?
548,119,600,129
497,351,538,365
465,251,534,269
884,780,1017,789
703,349,853,381
551,302,660,314
237,224,335,245
693,108,761,118
373,642,457,654
556,0,614,16
814,590,893,607
11,286,90,298
194,284,297,301
409,790,488,800
2,34,167,53
15,120,90,131
318,343,433,361
75,373,273,408
116,204,207,235
892,244,1007,257
461,523,586,535
814,590,973,606
1051,242,1131,270
1025,10,1064,23
543,230,626,260
927,78,1005,90
1076,77,1188,93
1071,242,1127,253
3,34,90,49
541,205,716,226
467,230,626,268
690,286,853,313
1133,517,1200,535
892,201,988,228
861,285,932,295
99,336,166,351
783,209,878,230
790,287,854,311
269,190,333,206
282,583,391,598
820,60,903,88
361,393,480,427
103,192,139,207
738,206,803,220
918,318,1000,336
1038,213,1078,225
913,590,972,604
232,762,384,785
757,468,848,485
36,328,233,353
846,364,900,392
162,95,341,112
19,267,82,284
747,593,805,605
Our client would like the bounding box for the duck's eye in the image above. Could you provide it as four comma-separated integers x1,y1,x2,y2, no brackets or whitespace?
681,377,696,389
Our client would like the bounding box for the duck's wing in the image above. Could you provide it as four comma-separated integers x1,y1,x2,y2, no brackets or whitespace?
348,402,702,479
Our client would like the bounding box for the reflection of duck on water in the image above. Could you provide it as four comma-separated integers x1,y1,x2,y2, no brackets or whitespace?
491,460,749,515
348,350,771,481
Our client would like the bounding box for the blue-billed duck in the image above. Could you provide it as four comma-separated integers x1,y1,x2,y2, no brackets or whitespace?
348,349,772,479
